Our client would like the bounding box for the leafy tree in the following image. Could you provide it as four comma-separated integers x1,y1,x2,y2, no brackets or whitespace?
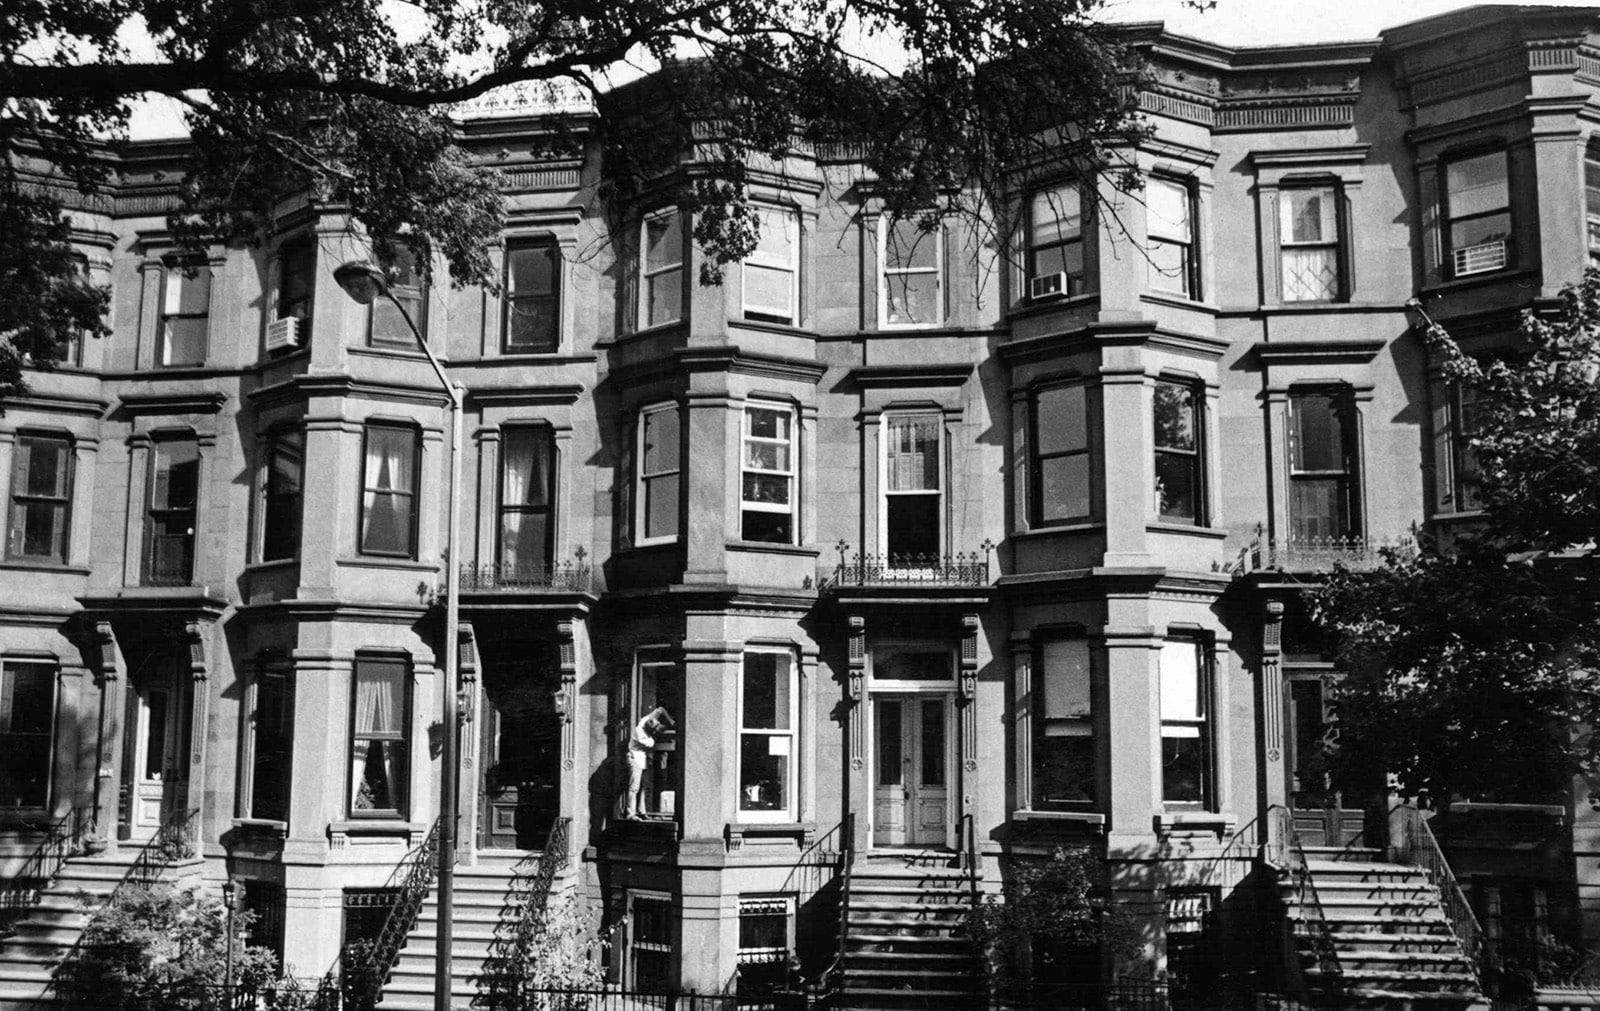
1312,272,1600,806
2,0,1154,397
475,890,605,1011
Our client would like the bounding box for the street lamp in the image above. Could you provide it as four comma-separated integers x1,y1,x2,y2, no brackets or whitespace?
221,877,237,1002
335,258,464,1011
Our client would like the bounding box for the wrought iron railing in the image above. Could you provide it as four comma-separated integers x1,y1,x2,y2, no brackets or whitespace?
119,807,200,894
476,816,573,1009
361,818,442,998
1230,526,1413,576
1389,804,1483,977
823,813,855,994
459,559,593,592
961,811,981,906
1266,804,1341,994
823,541,993,589
0,808,90,933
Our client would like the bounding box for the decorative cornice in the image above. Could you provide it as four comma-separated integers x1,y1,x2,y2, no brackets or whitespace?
675,346,829,385
997,320,1230,367
845,363,974,389
1,392,110,419
246,374,452,409
77,589,228,622
465,384,585,407
1251,338,1387,365
1215,96,1355,132
115,390,229,416
1248,145,1371,170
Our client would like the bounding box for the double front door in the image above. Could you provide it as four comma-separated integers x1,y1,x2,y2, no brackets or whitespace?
872,695,951,848
477,646,560,850
126,658,190,838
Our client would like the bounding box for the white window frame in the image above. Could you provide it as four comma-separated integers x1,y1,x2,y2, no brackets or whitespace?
877,215,943,328
867,641,956,688
736,894,797,985
878,412,945,565
630,649,681,820
1147,176,1198,299
1033,637,1095,810
1159,637,1212,810
740,403,797,544
1277,186,1342,303
635,402,682,547
639,210,684,331
1026,184,1086,294
741,206,799,324
159,259,212,367
737,647,798,824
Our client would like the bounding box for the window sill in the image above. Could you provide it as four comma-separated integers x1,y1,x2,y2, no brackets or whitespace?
1430,509,1485,522
1145,522,1228,540
336,556,435,571
231,818,288,838
0,560,90,575
1222,302,1387,316
595,320,687,349
0,810,57,829
726,820,815,850
328,819,421,845
729,318,814,338
615,540,680,556
727,541,820,557
1006,292,1099,322
484,351,600,364
1154,811,1235,835
1419,267,1538,298
348,345,430,361
1013,810,1105,830
1011,522,1103,539
1140,291,1219,314
242,558,298,575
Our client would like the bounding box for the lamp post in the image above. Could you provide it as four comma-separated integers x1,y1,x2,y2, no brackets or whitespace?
221,877,237,1004
335,258,464,1011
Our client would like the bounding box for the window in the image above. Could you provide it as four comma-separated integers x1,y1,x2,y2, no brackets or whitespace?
1587,149,1600,269
0,661,55,808
502,243,558,353
1433,381,1482,515
1160,638,1211,808
739,650,796,821
276,238,315,335
1147,177,1198,298
743,207,799,325
7,433,72,563
1444,152,1512,277
1279,188,1341,302
159,260,211,366
635,404,681,545
369,244,427,349
1027,186,1085,297
1031,385,1090,526
880,216,942,327
359,424,418,557
49,255,89,366
741,405,795,544
242,882,287,965
145,439,199,586
882,414,942,561
349,655,409,817
736,897,795,997
1034,639,1094,808
640,211,683,329
629,892,673,991
1153,380,1202,525
499,427,555,575
341,888,399,979
1166,889,1219,1007
1288,388,1360,543
629,651,683,819
250,669,293,822
261,429,304,562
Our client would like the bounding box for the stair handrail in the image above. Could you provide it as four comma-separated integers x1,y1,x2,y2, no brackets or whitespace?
1266,804,1342,991
475,816,575,1008
823,812,854,992
515,816,573,947
1388,803,1482,974
119,806,200,894
961,811,981,908
361,817,442,997
0,807,90,929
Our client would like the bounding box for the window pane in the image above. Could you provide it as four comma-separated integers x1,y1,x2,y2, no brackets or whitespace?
739,735,788,811
509,245,556,295
1040,640,1091,719
742,653,790,730
642,408,680,476
3,664,55,734
162,318,208,366
500,511,550,571
876,649,950,681
1031,240,1083,280
645,214,681,272
1036,385,1087,456
1156,452,1198,522
502,429,552,508
1280,189,1336,244
1030,188,1082,246
352,739,405,811
742,473,789,507
1282,247,1340,302
920,699,944,787
645,473,679,539
886,417,939,491
1160,641,1202,722
1036,735,1094,806
1447,153,1509,218
741,510,791,543
164,265,211,319
268,432,304,497
354,661,406,735
278,242,315,320
1154,383,1196,452
1147,179,1190,241
1148,239,1190,293
744,441,791,472
739,909,788,951
143,690,167,779
886,495,940,559
876,700,903,786
744,264,793,318
1162,734,1207,804
24,438,69,497
1291,395,1343,472
1451,212,1512,251
505,295,558,351
747,408,790,442
18,502,66,558
365,428,415,493
1038,454,1090,523
886,219,938,271
646,268,682,325
1291,478,1345,542
885,272,939,325
754,210,795,261
153,442,200,510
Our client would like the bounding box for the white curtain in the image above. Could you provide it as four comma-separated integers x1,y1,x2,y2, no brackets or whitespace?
362,430,410,552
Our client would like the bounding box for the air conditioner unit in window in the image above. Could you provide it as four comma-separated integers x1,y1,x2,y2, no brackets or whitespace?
1452,239,1508,277
1030,272,1069,301
264,317,300,352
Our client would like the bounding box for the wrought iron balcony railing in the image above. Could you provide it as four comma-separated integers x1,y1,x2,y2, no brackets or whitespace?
1229,527,1413,576
459,558,593,592
823,540,993,589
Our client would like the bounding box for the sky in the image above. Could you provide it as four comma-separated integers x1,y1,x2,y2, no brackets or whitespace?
123,0,1600,139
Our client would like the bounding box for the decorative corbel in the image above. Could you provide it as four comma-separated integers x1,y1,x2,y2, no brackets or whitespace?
556,617,579,771
91,621,119,683
959,613,980,702
457,622,480,694
183,622,208,682
1262,599,1286,764
846,614,866,704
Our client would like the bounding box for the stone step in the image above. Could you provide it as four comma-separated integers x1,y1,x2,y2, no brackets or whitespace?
1325,931,1464,951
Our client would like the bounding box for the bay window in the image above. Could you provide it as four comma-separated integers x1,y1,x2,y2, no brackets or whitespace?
630,650,682,819
1147,176,1198,298
743,207,799,325
1153,379,1202,525
499,426,555,575
1288,388,1360,543
1434,382,1482,515
160,260,211,366
1279,187,1342,302
0,660,55,809
741,404,795,544
359,424,418,557
7,432,73,563
249,669,293,822
879,216,942,327
635,403,681,545
1160,638,1211,808
739,650,796,821
1031,384,1090,526
882,414,942,561
640,211,683,329
276,238,315,339
1444,151,1512,277
369,243,427,349
502,243,558,353
1026,185,1085,297
1034,639,1094,808
261,429,303,562
349,655,409,818
145,438,199,585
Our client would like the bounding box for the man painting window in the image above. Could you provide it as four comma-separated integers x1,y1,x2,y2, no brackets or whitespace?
623,706,675,820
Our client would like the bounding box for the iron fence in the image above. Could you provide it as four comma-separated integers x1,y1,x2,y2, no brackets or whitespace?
461,984,809,1011
459,560,594,592
1228,528,1414,576
55,976,338,1011
823,542,993,588
993,981,1316,1011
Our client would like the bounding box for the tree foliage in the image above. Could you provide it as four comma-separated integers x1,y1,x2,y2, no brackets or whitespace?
1313,272,1600,806
1,0,1149,396
475,890,605,1011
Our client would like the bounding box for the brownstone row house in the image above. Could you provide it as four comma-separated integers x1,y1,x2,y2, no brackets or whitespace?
3,5,1599,1007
